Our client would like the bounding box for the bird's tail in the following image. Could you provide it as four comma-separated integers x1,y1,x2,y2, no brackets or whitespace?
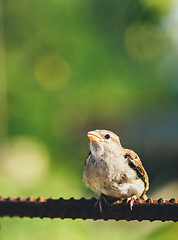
141,194,148,200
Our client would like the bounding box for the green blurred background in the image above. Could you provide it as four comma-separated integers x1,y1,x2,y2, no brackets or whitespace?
0,0,178,239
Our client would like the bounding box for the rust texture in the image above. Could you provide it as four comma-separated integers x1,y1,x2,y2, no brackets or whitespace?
0,196,178,221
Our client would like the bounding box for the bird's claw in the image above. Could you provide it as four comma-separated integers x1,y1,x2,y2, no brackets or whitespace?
95,194,108,213
126,196,137,210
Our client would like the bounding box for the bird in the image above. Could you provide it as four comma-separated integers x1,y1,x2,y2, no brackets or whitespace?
83,129,149,211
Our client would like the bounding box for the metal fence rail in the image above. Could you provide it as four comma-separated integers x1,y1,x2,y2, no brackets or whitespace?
0,196,177,221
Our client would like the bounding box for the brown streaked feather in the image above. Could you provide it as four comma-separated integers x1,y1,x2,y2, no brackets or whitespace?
124,149,149,198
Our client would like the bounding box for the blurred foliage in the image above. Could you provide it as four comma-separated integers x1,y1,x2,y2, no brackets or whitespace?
0,0,178,239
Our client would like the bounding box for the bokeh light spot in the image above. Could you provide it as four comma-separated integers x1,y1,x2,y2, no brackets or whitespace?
0,137,50,188
124,23,165,62
142,0,177,13
35,54,70,91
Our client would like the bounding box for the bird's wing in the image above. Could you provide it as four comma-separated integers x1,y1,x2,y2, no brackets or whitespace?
124,149,149,197
85,151,91,166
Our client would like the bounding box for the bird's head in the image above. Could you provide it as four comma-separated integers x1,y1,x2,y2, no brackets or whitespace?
87,129,122,160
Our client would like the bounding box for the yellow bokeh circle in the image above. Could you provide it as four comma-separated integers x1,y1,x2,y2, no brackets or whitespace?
35,54,70,90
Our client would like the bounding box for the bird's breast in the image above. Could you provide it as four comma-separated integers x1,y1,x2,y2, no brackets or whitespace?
84,157,109,179
84,155,138,192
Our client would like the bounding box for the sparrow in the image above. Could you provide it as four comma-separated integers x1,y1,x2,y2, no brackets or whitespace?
83,129,149,211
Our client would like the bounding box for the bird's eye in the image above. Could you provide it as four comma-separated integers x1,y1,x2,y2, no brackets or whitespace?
105,134,110,139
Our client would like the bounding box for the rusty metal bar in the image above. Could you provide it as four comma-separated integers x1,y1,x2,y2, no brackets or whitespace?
0,196,178,221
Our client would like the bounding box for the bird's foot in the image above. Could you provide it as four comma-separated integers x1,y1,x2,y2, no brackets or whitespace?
112,199,122,206
126,195,137,210
95,194,108,213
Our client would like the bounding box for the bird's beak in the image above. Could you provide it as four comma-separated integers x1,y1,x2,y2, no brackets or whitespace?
87,131,104,142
